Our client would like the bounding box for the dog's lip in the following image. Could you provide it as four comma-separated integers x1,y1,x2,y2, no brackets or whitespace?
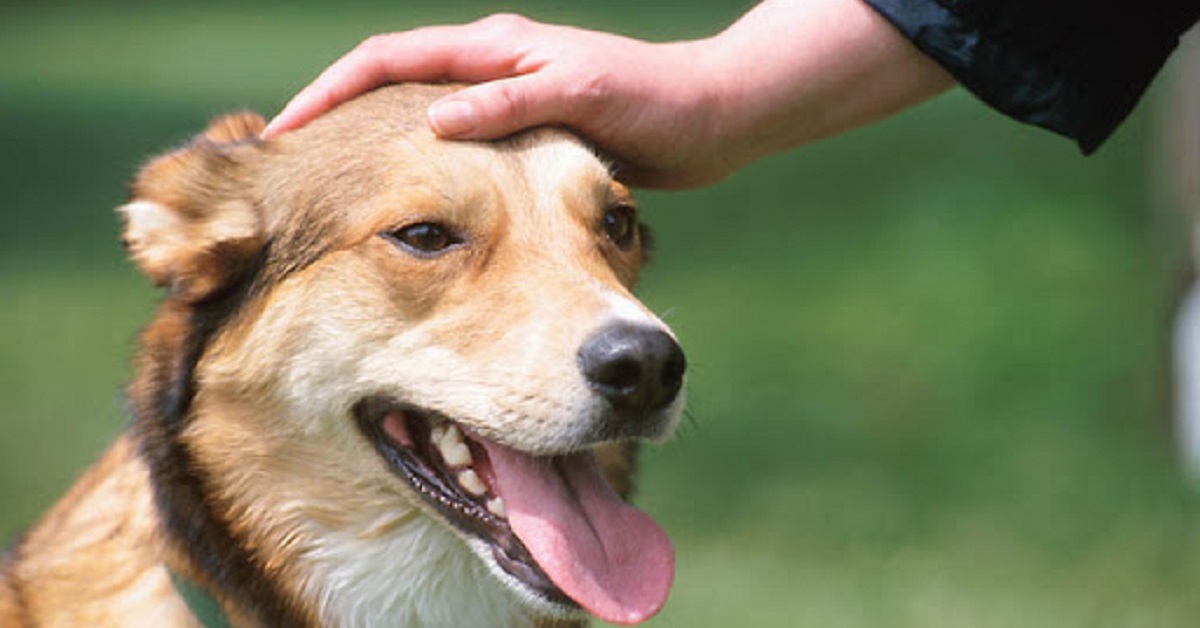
351,396,576,609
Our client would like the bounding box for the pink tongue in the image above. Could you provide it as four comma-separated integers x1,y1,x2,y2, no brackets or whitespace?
482,442,674,625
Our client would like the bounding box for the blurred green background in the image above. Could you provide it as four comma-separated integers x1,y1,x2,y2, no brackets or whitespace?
3,2,1199,626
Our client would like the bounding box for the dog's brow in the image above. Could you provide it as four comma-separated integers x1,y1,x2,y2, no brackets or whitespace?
522,140,610,194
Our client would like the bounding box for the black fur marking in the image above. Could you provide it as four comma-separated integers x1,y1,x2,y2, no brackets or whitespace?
130,242,314,628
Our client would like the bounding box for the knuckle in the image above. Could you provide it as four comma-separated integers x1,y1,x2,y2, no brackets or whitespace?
474,13,532,36
564,70,614,114
354,33,394,57
490,82,529,120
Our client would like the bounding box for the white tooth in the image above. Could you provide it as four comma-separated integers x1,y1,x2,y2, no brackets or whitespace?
457,469,487,496
486,497,507,518
442,442,473,467
438,425,473,467
430,423,447,445
441,424,464,448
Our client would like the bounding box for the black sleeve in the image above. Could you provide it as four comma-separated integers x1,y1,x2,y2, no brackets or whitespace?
862,0,1200,153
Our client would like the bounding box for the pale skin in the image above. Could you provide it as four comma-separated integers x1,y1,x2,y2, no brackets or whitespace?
263,0,956,189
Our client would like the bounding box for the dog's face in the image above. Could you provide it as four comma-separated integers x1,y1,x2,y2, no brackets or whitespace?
120,85,683,626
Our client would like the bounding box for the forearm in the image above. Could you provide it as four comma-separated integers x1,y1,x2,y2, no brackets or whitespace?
703,0,955,164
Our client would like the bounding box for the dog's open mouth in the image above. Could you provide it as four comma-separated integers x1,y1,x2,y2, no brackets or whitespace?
353,397,674,625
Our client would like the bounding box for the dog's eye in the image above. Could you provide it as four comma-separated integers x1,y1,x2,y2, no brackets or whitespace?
383,223,461,257
603,205,637,249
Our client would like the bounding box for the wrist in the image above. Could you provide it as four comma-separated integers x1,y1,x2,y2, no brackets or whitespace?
703,0,954,161
651,36,754,179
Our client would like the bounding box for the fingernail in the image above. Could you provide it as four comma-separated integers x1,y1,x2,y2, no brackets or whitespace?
428,100,478,137
261,119,281,139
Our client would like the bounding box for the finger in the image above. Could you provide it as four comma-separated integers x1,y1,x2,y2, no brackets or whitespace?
263,20,534,138
426,72,582,140
263,28,471,137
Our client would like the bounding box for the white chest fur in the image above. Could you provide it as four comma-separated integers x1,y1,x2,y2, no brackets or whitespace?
301,516,534,628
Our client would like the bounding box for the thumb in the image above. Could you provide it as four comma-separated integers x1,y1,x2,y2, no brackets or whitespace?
427,74,568,140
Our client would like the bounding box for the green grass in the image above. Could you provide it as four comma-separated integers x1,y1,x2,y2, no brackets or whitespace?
2,3,1197,626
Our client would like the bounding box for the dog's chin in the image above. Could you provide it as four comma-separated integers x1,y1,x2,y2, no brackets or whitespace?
351,397,581,617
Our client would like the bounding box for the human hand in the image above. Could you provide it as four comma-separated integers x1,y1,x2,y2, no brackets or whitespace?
264,1,953,189
263,14,735,188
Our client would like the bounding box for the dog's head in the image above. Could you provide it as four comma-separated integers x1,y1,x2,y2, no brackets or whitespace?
120,85,684,626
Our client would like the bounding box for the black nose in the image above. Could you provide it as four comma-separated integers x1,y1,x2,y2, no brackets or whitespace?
578,323,686,414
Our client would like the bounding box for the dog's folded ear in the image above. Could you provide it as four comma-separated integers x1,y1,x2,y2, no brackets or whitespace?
119,112,267,303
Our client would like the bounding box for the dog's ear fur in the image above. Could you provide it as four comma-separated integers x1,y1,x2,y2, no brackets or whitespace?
119,113,267,302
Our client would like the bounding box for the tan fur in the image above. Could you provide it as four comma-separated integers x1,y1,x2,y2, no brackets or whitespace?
1,438,197,627
1,84,677,627
0,577,16,626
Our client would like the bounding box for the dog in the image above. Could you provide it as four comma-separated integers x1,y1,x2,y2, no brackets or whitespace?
0,84,686,627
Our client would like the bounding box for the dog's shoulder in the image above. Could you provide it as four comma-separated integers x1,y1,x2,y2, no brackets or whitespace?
0,563,27,628
4,436,184,625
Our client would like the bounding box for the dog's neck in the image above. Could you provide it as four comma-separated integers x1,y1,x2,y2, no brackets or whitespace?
295,512,535,627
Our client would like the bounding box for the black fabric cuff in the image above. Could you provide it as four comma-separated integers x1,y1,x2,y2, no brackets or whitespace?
862,0,1194,154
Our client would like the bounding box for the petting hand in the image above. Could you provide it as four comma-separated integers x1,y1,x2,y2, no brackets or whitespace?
264,1,953,189
263,14,735,188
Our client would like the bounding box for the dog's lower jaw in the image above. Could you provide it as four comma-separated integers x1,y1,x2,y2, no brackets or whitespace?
468,538,592,625
298,515,567,628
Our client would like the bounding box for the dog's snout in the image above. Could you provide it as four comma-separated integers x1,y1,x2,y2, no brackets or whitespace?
578,323,686,415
